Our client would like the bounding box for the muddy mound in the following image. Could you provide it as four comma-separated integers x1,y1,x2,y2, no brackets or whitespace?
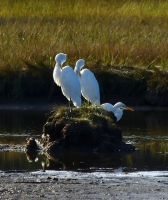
36,107,135,154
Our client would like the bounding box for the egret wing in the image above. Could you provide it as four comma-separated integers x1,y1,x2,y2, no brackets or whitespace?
60,66,81,107
80,69,100,105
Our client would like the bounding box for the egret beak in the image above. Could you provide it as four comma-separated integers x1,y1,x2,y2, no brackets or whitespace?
125,106,134,112
77,71,81,77
59,63,62,69
74,69,80,77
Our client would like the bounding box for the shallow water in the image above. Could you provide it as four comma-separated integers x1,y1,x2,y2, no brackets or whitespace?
0,109,168,172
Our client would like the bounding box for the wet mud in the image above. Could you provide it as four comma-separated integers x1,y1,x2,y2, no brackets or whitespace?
0,170,168,200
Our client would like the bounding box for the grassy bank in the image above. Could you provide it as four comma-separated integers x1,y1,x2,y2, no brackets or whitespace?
0,0,168,105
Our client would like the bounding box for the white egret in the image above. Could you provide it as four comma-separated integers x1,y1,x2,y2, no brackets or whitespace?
53,53,66,87
74,59,100,106
53,53,81,109
101,102,134,121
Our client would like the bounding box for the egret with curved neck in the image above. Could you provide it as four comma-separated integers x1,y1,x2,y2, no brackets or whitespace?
53,53,81,110
101,102,134,121
53,53,66,86
74,59,100,106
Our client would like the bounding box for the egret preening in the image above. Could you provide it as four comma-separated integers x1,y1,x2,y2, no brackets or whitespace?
74,59,100,106
53,53,67,87
101,102,134,121
53,53,81,112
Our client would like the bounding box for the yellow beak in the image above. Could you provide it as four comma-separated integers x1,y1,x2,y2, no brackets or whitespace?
125,106,134,112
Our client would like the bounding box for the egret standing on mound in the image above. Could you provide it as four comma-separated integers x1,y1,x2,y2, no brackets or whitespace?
74,59,100,106
53,53,81,110
101,102,134,121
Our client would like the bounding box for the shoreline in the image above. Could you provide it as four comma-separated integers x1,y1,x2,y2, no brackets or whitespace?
0,170,167,199
0,102,168,111
0,101,168,199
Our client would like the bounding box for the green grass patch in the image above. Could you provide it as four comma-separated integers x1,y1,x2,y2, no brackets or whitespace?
48,106,115,125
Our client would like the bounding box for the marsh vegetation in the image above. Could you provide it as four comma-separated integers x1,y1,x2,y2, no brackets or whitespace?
0,0,168,105
39,107,135,153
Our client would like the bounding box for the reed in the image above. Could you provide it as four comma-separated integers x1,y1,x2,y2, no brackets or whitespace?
0,0,168,101
0,0,168,71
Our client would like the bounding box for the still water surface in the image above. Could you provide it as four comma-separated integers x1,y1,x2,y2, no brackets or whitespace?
0,109,168,172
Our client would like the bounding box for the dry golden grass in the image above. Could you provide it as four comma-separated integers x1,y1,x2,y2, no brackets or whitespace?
0,0,168,73
1,0,168,102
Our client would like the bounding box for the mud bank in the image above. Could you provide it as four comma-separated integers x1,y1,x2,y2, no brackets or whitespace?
0,170,167,200
1,66,168,107
27,107,136,154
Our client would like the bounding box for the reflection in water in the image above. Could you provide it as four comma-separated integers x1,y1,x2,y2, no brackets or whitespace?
123,142,168,171
0,109,168,172
0,110,47,144
120,110,168,171
120,110,168,140
40,152,123,172
0,151,42,172
26,151,39,163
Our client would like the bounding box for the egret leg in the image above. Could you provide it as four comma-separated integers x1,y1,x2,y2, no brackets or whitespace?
66,99,72,119
69,99,72,113
93,99,101,114
94,105,101,114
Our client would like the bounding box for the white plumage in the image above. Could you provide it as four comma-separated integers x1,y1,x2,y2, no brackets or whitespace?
101,102,134,121
74,59,100,106
53,53,81,108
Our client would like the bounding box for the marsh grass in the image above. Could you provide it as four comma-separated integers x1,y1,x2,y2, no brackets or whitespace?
1,0,168,69
48,106,117,133
0,0,168,101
